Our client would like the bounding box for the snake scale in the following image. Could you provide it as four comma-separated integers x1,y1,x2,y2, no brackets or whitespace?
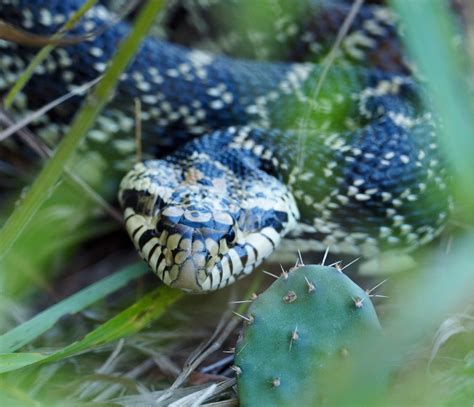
0,0,450,292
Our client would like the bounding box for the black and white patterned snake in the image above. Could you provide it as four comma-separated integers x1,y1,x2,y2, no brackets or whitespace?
0,0,451,292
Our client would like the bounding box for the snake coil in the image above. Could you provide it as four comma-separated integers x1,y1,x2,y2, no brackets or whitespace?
0,0,450,292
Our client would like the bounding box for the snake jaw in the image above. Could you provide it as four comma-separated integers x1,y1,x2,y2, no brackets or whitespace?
121,205,242,293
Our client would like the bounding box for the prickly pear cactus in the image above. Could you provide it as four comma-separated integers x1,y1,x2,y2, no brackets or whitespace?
235,265,382,406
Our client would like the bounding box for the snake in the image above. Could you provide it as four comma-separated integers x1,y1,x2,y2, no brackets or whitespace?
0,0,451,292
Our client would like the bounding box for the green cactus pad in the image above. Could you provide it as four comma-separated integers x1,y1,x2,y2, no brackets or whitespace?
235,265,382,406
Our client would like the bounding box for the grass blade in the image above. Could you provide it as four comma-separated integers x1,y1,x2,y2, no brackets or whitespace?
0,284,182,373
0,262,147,353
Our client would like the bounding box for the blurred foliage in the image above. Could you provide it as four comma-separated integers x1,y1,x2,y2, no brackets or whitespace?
0,262,147,353
393,0,474,218
0,0,473,406
0,152,115,300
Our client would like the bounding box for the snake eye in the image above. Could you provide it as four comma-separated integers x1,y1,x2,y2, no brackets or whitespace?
225,227,237,245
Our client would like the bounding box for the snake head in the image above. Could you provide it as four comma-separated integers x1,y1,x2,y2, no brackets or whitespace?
119,159,299,293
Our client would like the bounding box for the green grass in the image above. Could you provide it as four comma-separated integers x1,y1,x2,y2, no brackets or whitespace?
0,0,473,405
0,283,182,373
0,263,148,353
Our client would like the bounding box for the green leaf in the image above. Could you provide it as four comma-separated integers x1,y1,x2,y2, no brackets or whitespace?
0,262,147,353
0,284,182,373
0,352,44,372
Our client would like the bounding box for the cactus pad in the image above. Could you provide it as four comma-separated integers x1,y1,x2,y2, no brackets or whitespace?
235,265,382,406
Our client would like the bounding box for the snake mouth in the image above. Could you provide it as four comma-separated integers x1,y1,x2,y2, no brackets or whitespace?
123,207,281,293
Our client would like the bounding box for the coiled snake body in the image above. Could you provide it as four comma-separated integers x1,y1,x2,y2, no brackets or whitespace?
0,0,450,292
